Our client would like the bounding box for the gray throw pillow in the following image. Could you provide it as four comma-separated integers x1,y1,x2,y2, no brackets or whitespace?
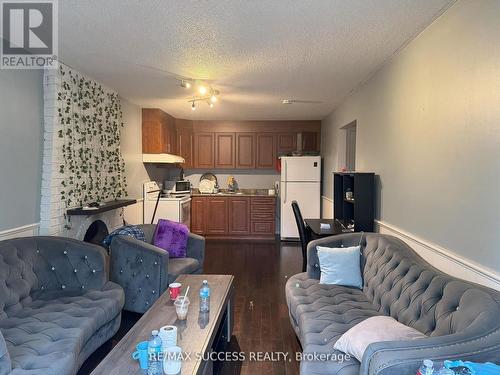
334,316,426,361
317,245,363,288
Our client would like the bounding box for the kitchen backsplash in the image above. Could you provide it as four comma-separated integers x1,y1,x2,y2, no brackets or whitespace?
184,169,279,189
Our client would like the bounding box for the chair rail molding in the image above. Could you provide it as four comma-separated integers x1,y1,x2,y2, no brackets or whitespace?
375,220,500,291
0,223,40,241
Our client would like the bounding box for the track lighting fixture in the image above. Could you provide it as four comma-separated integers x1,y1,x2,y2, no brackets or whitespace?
182,79,220,109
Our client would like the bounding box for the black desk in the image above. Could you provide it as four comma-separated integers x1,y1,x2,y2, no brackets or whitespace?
304,219,354,237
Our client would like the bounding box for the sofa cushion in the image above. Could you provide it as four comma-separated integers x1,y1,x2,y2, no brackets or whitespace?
333,316,426,361
287,273,383,374
0,282,123,374
168,258,200,284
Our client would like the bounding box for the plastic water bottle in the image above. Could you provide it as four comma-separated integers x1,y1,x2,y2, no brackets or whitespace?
147,330,163,375
200,280,210,312
417,359,435,375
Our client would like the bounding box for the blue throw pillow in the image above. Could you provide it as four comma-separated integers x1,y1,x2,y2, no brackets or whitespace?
317,245,363,288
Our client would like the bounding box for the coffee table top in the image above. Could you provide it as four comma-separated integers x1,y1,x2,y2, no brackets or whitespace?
91,274,234,375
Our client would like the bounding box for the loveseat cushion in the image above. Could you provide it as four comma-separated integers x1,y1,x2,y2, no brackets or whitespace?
0,281,123,374
286,273,382,374
167,258,201,284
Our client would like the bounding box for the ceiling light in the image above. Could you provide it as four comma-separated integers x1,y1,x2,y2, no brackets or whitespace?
209,102,214,108
198,85,207,95
191,102,196,111
282,99,292,104
180,80,191,89
210,95,217,103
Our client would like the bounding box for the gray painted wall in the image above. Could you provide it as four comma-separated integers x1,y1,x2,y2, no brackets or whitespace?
0,70,43,231
321,0,500,272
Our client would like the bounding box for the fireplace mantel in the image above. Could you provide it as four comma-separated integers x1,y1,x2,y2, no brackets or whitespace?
67,199,136,216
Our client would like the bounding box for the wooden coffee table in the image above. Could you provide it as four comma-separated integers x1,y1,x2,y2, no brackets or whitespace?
91,274,234,375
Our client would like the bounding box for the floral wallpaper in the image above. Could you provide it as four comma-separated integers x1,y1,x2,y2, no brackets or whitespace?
56,64,127,207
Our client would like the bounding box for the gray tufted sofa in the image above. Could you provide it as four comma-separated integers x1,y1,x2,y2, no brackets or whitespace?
109,224,205,313
286,233,500,375
0,236,125,375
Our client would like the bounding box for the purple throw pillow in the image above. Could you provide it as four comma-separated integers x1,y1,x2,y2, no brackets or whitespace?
153,219,189,258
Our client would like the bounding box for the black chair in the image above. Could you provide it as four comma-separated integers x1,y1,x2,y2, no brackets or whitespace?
291,200,313,272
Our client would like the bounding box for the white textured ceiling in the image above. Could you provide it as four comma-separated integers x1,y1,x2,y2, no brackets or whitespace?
59,0,454,120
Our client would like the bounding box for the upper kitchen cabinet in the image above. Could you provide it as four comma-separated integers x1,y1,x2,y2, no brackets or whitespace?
235,133,255,169
301,131,320,152
142,108,176,153
256,133,276,169
194,132,215,168
277,132,297,154
176,119,194,168
215,132,236,169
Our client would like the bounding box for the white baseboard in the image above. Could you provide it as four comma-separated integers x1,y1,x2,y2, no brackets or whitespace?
0,223,40,241
375,220,500,291
321,196,334,219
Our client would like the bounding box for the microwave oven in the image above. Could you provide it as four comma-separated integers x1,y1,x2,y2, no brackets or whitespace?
173,180,191,194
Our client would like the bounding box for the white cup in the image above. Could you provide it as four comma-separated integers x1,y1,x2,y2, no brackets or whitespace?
163,346,182,374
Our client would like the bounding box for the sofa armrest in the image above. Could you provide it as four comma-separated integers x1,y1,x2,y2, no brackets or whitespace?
186,233,205,267
360,329,500,375
109,235,169,313
0,329,11,375
32,236,108,291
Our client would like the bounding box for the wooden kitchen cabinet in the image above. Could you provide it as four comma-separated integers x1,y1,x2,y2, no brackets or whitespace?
277,132,297,154
256,133,276,169
250,197,276,237
176,127,193,168
301,131,320,152
142,109,176,154
194,132,215,168
206,197,228,235
228,197,251,235
235,133,255,169
215,133,235,169
191,197,207,235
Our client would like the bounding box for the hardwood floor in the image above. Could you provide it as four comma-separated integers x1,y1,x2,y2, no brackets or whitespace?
78,239,303,375
204,239,303,375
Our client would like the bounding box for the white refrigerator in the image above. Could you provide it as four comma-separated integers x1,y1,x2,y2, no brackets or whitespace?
280,156,321,240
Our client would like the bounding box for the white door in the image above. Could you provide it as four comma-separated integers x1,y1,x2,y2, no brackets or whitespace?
280,181,320,239
281,156,321,182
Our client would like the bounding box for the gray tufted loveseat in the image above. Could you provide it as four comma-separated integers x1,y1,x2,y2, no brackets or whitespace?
109,224,205,313
286,233,500,375
0,236,125,375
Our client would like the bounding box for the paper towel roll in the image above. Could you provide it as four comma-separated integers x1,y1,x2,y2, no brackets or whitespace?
159,325,177,350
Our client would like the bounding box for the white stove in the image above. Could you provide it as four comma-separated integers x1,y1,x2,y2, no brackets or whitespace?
143,181,191,227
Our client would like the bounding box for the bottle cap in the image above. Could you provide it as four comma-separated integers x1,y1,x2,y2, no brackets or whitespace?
203,280,208,284
423,359,433,368
152,329,159,335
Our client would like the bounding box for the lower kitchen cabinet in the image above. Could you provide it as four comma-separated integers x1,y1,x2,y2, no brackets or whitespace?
191,197,207,235
190,195,276,239
206,198,229,235
228,197,251,235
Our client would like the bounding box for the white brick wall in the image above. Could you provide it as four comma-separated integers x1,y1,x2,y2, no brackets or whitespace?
40,67,123,239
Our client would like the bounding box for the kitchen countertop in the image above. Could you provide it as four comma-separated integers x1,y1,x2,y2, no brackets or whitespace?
191,188,277,197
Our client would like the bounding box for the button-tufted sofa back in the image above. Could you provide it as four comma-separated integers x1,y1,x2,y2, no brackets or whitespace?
0,236,108,319
307,233,500,338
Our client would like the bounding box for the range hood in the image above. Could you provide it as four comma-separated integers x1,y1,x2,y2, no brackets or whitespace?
143,153,185,164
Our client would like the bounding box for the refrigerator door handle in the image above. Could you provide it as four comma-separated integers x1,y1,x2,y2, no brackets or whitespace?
283,182,287,204
284,159,287,182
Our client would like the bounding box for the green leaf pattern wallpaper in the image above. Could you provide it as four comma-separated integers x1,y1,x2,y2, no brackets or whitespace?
56,64,127,207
